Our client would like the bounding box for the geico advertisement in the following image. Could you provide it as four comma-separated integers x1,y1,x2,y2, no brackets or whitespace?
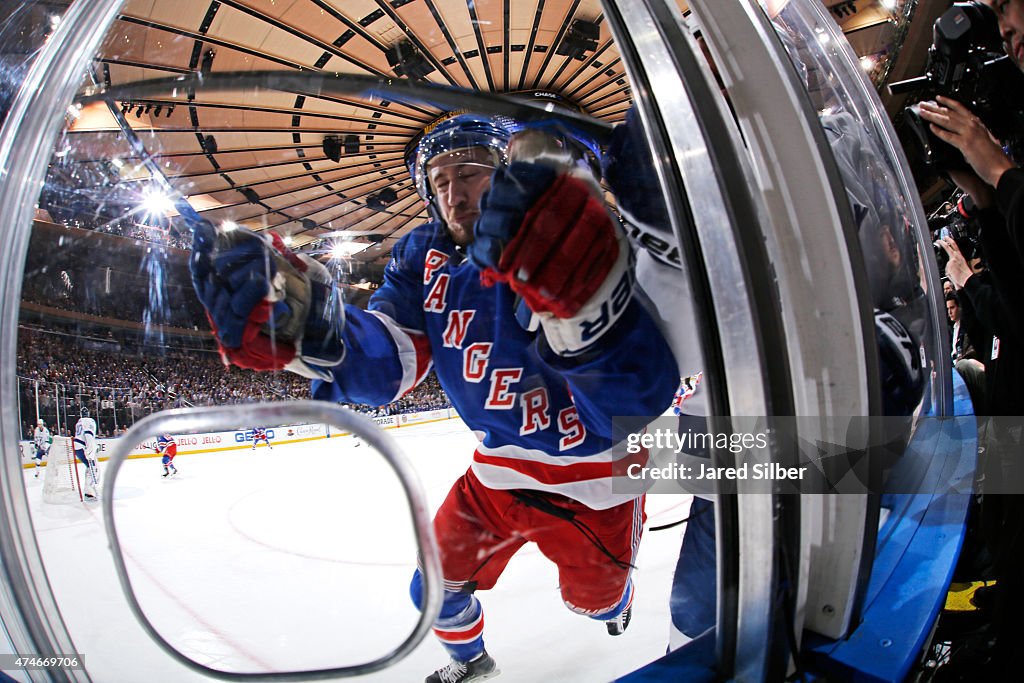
20,412,458,463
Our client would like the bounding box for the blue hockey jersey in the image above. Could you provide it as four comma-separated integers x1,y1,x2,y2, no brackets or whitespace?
313,222,677,509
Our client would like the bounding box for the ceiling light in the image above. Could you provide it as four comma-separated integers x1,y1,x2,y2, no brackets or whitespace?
556,19,600,60
322,136,342,162
141,189,174,216
386,40,435,80
221,220,238,232
330,241,369,259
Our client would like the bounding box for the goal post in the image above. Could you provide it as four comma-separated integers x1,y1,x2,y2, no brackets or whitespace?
42,436,83,504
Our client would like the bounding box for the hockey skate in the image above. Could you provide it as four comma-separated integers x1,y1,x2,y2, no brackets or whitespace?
425,652,499,683
606,604,632,636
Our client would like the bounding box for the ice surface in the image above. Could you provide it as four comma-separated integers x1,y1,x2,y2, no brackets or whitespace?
24,418,693,682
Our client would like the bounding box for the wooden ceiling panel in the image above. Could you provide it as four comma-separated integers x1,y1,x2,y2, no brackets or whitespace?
65,0,903,265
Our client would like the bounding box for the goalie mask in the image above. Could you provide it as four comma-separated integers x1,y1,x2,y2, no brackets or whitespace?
411,114,510,216
80,408,89,418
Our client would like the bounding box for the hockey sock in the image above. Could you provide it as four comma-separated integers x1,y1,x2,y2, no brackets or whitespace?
410,570,486,662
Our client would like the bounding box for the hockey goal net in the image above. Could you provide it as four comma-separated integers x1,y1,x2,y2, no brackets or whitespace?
42,436,83,504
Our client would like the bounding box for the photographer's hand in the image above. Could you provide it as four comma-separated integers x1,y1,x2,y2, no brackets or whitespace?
918,97,1015,189
937,235,974,290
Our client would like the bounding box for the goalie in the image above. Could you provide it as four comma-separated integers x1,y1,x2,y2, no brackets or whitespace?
188,113,678,682
73,408,100,500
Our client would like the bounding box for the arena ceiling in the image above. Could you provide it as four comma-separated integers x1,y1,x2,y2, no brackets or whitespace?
50,0,929,266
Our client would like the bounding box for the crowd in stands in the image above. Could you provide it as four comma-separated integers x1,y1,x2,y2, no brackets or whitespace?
17,326,452,440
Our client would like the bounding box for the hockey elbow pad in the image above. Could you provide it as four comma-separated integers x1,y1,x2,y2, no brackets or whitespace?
190,223,345,380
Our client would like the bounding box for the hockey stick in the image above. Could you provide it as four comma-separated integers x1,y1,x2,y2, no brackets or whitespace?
648,501,712,531
76,70,614,144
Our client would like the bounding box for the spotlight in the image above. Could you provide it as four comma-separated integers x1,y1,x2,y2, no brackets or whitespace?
221,220,238,232
556,19,600,60
366,188,398,211
153,105,163,117
386,40,435,80
166,105,175,118
120,101,131,114
322,136,342,162
344,134,360,155
301,218,317,231
203,135,218,154
240,188,260,204
329,241,369,259
141,188,174,215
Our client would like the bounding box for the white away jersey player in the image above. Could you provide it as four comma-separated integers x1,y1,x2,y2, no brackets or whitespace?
74,416,97,457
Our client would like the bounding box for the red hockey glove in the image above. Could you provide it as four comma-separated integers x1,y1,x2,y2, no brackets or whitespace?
190,221,345,380
471,161,633,355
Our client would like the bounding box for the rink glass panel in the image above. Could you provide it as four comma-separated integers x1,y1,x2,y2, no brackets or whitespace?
7,0,706,680
3,0,954,679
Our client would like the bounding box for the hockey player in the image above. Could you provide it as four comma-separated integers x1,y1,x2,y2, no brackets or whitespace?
670,374,703,417
73,408,99,500
155,434,178,477
251,426,272,450
189,113,678,682
32,418,51,477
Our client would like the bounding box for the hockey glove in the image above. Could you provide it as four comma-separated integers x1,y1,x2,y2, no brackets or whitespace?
603,107,671,231
189,218,345,380
469,160,633,356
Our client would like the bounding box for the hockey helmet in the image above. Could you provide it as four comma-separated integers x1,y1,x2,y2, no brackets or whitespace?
81,407,89,418
411,114,510,205
37,418,44,426
874,309,925,416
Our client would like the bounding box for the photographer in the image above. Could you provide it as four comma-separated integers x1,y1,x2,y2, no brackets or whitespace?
917,3,1024,673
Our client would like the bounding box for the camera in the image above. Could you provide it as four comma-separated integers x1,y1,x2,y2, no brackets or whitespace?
930,199,981,273
889,2,1024,172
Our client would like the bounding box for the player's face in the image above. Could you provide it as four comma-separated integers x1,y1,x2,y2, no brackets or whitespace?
985,0,1024,67
427,147,496,247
